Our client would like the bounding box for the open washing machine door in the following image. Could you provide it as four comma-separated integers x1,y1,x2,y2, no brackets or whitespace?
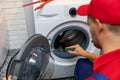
6,34,54,80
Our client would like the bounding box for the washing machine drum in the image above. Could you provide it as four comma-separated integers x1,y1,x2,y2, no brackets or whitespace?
59,30,85,48
6,34,54,80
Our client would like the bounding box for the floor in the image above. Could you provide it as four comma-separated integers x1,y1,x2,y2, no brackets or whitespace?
0,49,74,80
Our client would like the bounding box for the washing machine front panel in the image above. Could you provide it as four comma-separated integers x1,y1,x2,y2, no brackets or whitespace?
33,0,90,36
33,0,101,79
6,34,54,80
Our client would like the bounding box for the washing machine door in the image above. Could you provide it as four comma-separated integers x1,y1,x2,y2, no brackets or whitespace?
6,34,54,80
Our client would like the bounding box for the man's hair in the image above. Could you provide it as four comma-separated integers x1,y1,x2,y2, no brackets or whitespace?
88,15,96,23
88,15,120,35
105,24,120,35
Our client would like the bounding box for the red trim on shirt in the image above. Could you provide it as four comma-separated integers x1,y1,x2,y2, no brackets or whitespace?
86,77,95,80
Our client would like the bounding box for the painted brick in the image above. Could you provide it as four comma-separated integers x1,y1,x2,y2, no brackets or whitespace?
4,0,22,2
15,2,24,8
8,25,27,30
4,8,24,14
6,14,25,20
8,29,27,36
9,35,28,41
7,20,26,26
1,0,29,49
1,2,17,9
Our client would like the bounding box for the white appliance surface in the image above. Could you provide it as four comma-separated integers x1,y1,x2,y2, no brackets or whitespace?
33,0,90,36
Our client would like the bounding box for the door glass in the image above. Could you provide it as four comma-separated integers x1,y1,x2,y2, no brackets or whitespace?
21,45,54,80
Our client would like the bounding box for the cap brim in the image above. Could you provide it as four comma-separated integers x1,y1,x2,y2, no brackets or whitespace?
77,4,89,16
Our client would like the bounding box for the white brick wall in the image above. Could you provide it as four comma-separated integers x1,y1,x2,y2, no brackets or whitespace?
0,4,9,67
1,0,28,49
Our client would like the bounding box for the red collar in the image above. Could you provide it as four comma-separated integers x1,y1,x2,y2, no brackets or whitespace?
94,49,120,73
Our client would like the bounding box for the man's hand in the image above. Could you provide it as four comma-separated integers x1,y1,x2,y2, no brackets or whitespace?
2,75,12,80
67,44,86,56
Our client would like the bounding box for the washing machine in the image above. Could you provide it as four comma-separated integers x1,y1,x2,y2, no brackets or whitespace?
5,0,101,79
33,0,100,79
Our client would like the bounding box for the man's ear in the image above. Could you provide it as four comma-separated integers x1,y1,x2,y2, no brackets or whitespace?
95,18,104,31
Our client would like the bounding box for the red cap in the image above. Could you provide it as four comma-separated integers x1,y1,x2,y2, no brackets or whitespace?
77,0,120,25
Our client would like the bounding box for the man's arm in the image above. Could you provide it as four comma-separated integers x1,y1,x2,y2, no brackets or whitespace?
67,44,100,60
